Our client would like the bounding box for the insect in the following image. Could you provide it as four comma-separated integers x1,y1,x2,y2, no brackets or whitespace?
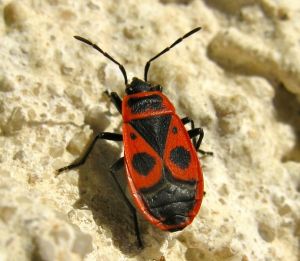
57,27,212,248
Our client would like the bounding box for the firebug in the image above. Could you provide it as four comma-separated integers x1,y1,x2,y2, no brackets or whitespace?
57,27,212,248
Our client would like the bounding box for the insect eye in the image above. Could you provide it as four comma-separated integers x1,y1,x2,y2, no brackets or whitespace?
126,87,134,94
150,85,163,92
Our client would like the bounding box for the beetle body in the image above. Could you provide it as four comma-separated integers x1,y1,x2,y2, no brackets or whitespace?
122,78,203,231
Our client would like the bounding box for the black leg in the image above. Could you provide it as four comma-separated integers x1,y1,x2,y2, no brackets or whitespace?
181,116,193,126
57,132,123,173
188,128,203,150
188,128,213,156
109,157,143,248
181,117,196,147
182,116,213,155
105,91,122,114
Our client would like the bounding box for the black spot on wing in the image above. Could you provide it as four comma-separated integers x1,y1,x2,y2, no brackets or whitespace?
132,152,156,176
130,115,171,157
170,146,191,169
127,95,163,114
130,133,137,140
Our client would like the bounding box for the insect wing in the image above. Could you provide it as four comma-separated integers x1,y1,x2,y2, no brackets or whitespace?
123,123,163,191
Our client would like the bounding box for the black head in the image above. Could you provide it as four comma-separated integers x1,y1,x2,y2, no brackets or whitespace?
126,77,162,94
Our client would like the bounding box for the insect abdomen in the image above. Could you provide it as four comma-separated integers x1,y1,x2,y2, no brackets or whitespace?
140,165,197,229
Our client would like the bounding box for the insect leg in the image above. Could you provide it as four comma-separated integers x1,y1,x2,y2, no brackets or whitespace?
110,157,143,248
181,116,196,146
188,128,213,156
181,116,193,126
104,91,122,114
57,132,123,173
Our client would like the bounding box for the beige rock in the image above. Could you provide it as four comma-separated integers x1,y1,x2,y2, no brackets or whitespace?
0,1,299,260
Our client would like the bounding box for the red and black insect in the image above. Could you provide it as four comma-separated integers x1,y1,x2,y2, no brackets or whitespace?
57,27,212,248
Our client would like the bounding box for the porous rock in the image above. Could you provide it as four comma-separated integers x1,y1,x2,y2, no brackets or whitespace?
0,0,299,260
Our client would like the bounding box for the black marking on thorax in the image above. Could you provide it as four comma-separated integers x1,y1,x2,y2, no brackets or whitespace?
130,115,172,157
127,94,164,114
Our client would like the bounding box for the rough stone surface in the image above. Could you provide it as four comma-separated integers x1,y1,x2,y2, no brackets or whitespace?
0,1,299,260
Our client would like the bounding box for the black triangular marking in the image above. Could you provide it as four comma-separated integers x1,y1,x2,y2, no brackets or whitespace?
130,115,171,157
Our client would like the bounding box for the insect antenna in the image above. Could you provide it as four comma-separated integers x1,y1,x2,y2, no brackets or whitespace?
144,27,202,82
74,35,128,86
